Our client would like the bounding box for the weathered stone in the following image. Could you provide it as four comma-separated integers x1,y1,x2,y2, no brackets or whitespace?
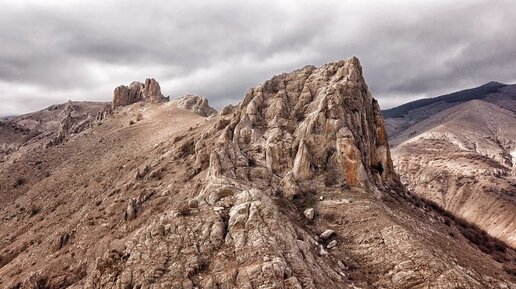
6,57,512,289
173,95,217,117
320,229,335,240
303,208,315,220
326,240,338,249
112,78,167,108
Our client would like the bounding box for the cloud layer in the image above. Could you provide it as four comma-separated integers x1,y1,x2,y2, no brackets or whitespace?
1,0,516,115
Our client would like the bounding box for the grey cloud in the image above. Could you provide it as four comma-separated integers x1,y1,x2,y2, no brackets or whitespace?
1,0,516,116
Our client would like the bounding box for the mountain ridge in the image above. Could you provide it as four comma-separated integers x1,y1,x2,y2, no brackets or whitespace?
382,81,510,118
0,58,515,288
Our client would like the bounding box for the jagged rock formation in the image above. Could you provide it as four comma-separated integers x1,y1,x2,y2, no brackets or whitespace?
95,104,113,122
112,78,168,108
391,99,516,247
172,95,217,117
45,102,113,147
0,101,109,161
1,58,515,289
198,57,395,191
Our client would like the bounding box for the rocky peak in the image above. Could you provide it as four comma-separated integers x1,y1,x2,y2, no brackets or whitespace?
198,56,395,200
28,58,514,289
112,78,167,108
172,94,217,117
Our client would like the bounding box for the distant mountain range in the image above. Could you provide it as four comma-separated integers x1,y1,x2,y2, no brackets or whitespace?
383,81,511,118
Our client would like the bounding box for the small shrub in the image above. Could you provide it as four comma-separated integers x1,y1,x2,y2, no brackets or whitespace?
178,203,190,216
29,205,41,216
136,112,143,121
129,120,135,125
12,177,25,188
178,139,195,158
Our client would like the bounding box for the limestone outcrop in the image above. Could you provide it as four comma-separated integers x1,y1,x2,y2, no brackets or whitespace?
201,57,395,193
172,95,217,117
112,78,167,108
45,103,112,147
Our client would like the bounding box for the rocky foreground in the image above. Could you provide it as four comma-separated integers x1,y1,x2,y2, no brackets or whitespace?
0,58,515,288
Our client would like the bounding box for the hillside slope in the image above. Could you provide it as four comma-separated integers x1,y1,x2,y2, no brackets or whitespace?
391,99,516,247
384,81,516,139
1,59,515,288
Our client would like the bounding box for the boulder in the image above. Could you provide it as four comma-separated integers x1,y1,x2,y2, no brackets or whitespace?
320,229,335,240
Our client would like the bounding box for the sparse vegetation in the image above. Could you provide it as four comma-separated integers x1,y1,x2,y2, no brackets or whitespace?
12,177,26,188
409,194,515,266
29,205,41,216
177,139,195,158
178,203,190,216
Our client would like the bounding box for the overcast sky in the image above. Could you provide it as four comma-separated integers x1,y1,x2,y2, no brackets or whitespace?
1,0,515,116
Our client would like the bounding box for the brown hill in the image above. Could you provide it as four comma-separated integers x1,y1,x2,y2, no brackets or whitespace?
391,99,516,247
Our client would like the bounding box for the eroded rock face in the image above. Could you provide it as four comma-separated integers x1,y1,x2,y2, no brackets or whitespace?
204,57,395,192
112,78,167,108
173,95,217,117
45,103,113,147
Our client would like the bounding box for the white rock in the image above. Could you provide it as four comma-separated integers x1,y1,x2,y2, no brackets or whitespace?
320,229,335,240
327,240,338,249
303,208,315,220
319,245,329,256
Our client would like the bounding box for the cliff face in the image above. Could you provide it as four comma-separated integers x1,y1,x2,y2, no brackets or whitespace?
1,58,515,289
202,57,395,192
112,78,167,108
